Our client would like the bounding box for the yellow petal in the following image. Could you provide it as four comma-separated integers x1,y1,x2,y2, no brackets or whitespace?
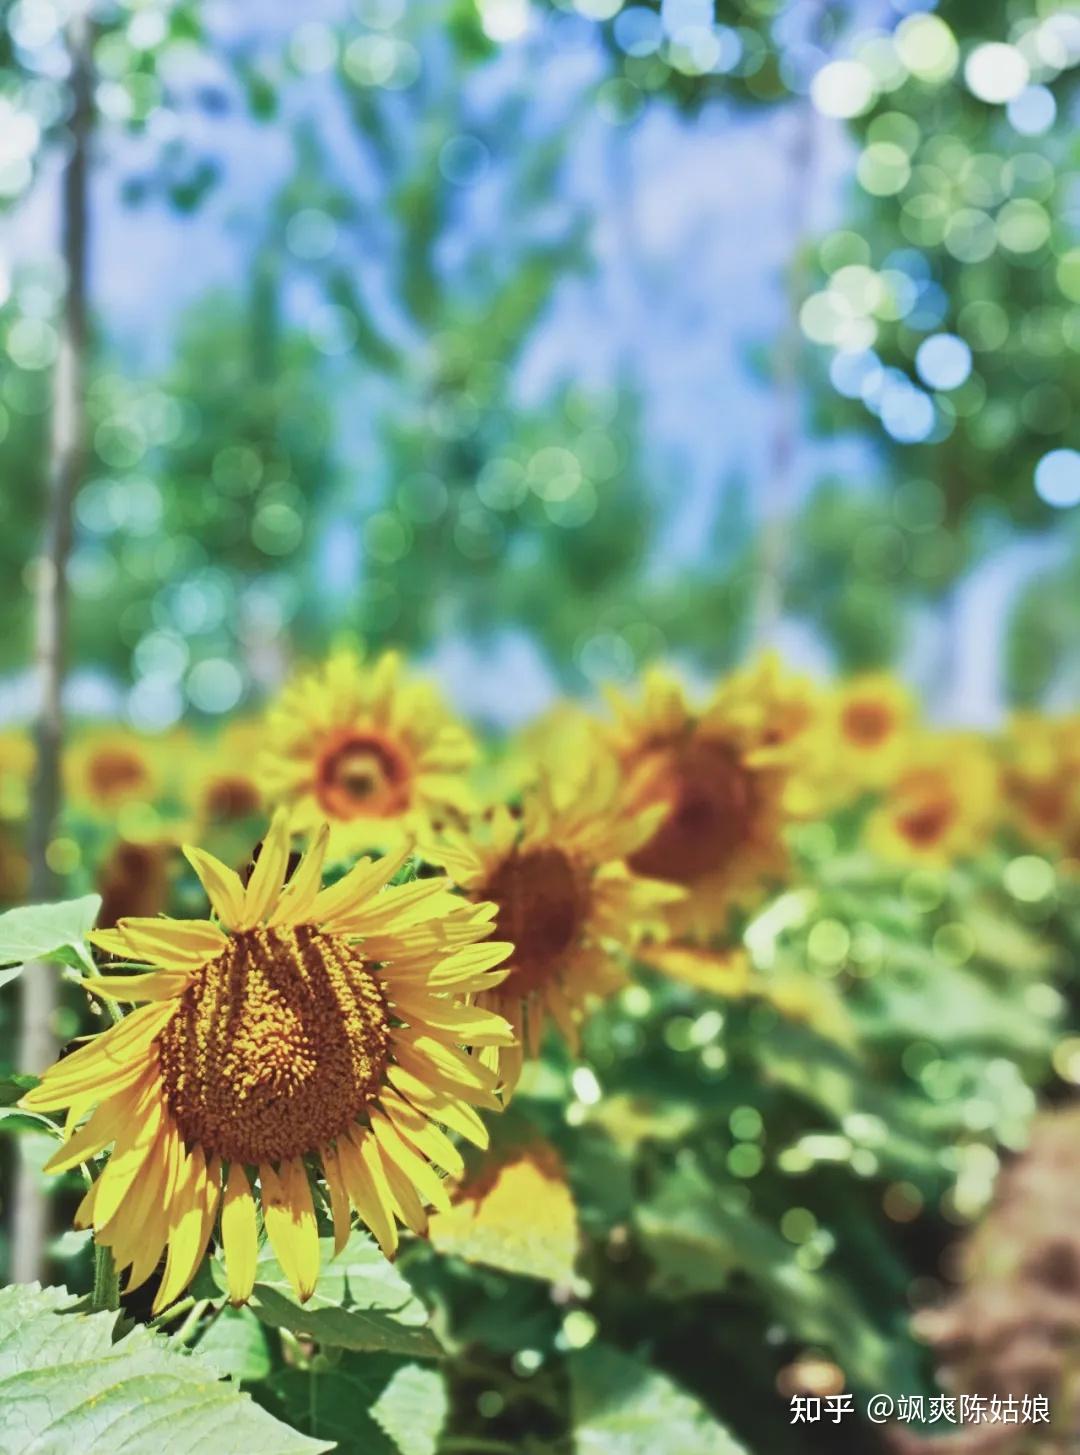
221,1162,259,1306
386,1066,491,1149
183,845,246,927
371,1109,451,1213
84,970,191,1003
390,991,515,1047
321,1143,354,1257
91,918,225,968
242,809,292,927
152,1147,215,1315
379,1088,465,1179
338,1131,398,1259
261,1159,320,1303
311,844,412,928
269,823,330,927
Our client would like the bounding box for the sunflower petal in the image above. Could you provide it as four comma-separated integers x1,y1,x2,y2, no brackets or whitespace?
242,809,292,927
184,846,246,927
221,1162,259,1305
269,823,330,927
261,1159,320,1303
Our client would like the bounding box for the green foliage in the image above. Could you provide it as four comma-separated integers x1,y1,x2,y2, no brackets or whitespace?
218,1231,442,1359
0,1283,331,1454
0,895,101,982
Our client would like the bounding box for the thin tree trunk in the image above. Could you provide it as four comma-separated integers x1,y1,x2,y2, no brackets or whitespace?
12,3,93,1285
751,93,819,650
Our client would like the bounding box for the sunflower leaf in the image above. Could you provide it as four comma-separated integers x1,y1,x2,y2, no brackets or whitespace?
0,1282,332,1454
263,1355,447,1455
0,895,101,975
232,1230,441,1358
569,1344,748,1455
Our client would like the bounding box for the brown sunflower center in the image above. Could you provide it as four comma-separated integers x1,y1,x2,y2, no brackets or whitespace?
894,779,956,848
842,700,894,748
481,846,587,995
157,925,390,1164
204,776,262,822
315,731,411,820
628,738,759,886
88,748,147,800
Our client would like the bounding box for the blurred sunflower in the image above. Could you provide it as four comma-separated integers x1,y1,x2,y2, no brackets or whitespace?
426,759,680,1090
65,727,164,817
605,662,811,937
188,720,265,829
999,713,1080,863
260,649,476,856
867,733,998,865
22,811,512,1313
828,672,916,794
0,727,34,822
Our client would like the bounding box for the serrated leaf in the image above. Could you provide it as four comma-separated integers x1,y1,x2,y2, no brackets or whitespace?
429,1140,579,1284
226,1231,440,1358
195,1306,272,1384
0,1282,332,1455
0,896,101,974
261,1354,412,1455
569,1344,747,1455
370,1364,448,1455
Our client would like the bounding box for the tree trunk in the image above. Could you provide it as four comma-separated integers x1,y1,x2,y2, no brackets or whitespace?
11,3,93,1285
751,94,819,651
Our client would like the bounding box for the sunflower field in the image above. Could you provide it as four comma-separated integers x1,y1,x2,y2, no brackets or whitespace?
3,2,1080,1454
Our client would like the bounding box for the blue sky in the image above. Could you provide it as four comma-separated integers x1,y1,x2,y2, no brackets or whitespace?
2,0,1069,726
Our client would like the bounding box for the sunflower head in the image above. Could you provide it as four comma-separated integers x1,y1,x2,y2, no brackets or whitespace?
0,728,34,822
65,727,165,818
22,811,513,1314
999,713,1080,863
426,752,680,1091
829,672,916,794
867,732,998,865
605,663,804,937
189,721,265,830
259,648,477,856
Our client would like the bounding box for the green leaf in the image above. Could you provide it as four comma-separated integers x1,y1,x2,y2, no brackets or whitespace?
0,896,101,975
569,1344,747,1455
0,1075,39,1107
0,1282,332,1454
261,1350,413,1455
370,1364,448,1455
195,1306,272,1384
224,1231,440,1358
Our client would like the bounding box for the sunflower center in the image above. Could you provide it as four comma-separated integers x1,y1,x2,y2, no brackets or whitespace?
204,776,261,822
157,926,390,1164
896,797,955,848
88,748,147,800
315,731,411,820
842,701,894,748
481,847,586,995
628,738,759,886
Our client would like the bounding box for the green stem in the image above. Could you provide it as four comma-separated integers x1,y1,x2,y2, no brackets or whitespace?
91,1240,119,1312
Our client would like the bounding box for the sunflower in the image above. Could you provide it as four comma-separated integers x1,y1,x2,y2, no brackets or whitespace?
827,672,916,796
604,661,812,938
21,811,513,1313
0,727,34,822
866,732,998,866
65,727,164,817
426,757,680,1090
189,721,265,831
260,649,477,857
999,713,1080,864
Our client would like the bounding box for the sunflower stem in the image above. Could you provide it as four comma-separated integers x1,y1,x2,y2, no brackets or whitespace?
91,1241,119,1313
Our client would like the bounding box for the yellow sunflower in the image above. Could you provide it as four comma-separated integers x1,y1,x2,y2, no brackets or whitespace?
260,649,477,857
21,812,513,1313
999,713,1080,863
866,732,998,865
65,727,165,817
188,720,265,831
0,727,34,822
426,758,680,1091
604,661,812,938
827,672,916,795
